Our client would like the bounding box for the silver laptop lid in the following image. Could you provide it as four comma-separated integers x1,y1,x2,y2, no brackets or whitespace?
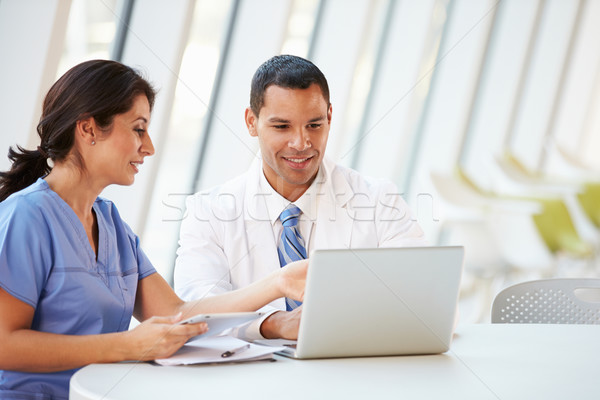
295,246,464,359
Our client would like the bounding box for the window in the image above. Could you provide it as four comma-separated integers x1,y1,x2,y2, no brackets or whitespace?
56,0,123,77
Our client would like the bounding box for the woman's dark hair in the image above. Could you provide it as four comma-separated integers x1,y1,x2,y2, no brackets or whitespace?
0,59,155,202
249,54,330,117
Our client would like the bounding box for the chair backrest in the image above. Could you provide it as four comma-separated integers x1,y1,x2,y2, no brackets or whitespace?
577,182,600,228
531,198,593,258
491,279,600,324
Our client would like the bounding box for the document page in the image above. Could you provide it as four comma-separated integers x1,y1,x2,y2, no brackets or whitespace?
155,336,285,366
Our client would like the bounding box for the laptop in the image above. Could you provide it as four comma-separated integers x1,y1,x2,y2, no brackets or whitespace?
257,246,464,359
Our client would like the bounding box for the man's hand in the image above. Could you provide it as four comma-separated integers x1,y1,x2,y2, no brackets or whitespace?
259,307,302,340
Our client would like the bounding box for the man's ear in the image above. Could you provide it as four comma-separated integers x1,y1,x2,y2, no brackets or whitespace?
327,104,332,126
245,108,258,137
75,117,97,146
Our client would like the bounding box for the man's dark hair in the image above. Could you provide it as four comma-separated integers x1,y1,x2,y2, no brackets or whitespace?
249,55,330,116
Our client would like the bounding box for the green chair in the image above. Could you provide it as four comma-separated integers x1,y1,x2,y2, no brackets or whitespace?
500,151,600,236
531,198,593,259
455,167,593,259
577,183,600,229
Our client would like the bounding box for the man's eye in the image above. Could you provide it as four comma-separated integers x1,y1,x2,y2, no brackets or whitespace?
274,125,288,129
134,129,145,136
308,124,322,129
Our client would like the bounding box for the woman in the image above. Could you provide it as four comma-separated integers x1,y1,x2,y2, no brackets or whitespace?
0,60,306,399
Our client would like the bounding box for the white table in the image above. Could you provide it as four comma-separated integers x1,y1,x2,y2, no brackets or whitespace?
70,324,600,399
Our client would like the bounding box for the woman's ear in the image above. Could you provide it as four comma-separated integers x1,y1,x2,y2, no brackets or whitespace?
75,117,97,146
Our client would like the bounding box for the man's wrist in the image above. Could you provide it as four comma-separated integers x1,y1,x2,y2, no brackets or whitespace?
259,311,283,339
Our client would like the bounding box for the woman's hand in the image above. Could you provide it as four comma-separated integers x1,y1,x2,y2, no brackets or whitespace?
122,313,208,361
278,259,308,301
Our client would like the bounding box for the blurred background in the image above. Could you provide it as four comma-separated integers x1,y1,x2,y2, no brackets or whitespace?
1,0,599,323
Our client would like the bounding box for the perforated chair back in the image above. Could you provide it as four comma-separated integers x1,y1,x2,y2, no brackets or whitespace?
491,279,600,324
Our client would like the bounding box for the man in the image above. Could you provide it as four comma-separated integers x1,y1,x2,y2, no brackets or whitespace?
174,55,426,340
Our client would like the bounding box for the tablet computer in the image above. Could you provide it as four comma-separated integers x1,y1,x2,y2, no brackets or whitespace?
180,311,264,339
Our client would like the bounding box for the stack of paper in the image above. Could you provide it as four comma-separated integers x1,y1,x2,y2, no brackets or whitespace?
155,336,286,366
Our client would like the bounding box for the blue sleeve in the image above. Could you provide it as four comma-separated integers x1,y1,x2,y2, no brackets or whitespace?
0,198,51,308
103,199,156,280
133,233,156,280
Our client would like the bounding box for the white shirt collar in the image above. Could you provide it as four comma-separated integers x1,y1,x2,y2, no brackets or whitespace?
258,163,325,226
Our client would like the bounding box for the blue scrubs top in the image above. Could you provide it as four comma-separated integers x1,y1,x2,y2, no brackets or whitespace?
0,179,156,400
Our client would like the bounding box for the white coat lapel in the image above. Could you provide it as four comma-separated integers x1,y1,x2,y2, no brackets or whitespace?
312,158,354,250
244,160,280,276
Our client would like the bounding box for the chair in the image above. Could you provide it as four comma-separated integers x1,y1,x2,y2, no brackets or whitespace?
577,183,600,229
433,168,594,267
491,279,600,324
496,152,600,251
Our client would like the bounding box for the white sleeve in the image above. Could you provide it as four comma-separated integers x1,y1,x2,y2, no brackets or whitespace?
375,180,429,247
173,193,282,340
229,308,280,341
174,193,232,301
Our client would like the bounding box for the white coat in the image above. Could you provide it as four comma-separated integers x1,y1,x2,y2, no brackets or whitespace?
174,156,427,317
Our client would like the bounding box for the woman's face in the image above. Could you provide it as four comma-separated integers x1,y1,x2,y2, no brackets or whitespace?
90,94,154,187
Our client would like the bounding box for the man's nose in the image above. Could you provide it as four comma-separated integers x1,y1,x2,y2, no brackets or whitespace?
289,128,310,151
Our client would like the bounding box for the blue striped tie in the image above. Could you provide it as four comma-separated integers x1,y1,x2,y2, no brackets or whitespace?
277,204,306,311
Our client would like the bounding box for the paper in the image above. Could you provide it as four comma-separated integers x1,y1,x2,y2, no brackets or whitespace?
155,336,286,366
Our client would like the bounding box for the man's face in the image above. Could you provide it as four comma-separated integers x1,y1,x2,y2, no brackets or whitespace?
246,83,331,201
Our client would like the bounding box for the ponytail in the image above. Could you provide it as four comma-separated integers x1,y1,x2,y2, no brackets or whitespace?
0,145,51,202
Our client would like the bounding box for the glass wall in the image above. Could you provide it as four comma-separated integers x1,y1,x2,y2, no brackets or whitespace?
1,0,599,322
142,0,234,282
56,0,122,77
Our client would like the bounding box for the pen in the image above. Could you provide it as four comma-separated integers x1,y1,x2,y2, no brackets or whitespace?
221,343,251,358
